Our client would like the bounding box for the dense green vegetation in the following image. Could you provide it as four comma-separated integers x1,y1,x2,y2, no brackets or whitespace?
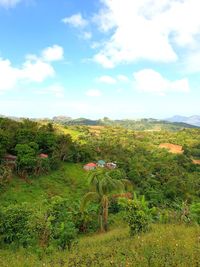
0,117,200,266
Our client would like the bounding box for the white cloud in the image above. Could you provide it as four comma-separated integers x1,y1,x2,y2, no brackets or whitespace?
93,0,200,68
0,45,63,92
0,0,22,8
97,75,116,84
82,31,92,40
62,13,88,28
86,89,102,97
183,51,200,73
133,69,190,95
117,75,129,82
0,58,21,92
42,45,64,62
37,84,65,98
21,58,55,82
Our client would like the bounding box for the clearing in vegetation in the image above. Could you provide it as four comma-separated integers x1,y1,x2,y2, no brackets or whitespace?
192,159,200,165
159,143,184,154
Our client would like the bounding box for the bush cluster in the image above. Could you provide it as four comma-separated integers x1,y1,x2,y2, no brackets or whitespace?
0,197,78,250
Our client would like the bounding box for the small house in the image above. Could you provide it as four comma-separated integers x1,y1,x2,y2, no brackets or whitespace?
97,160,106,167
106,162,117,169
3,154,17,162
83,163,97,171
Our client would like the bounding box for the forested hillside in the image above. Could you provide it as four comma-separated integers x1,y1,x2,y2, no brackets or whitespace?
52,116,199,131
0,117,200,266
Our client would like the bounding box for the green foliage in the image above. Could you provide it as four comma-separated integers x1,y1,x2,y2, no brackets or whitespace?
15,143,38,174
0,166,12,189
0,197,78,251
0,203,33,248
33,197,78,250
82,169,131,232
47,196,77,250
190,202,200,224
120,194,152,236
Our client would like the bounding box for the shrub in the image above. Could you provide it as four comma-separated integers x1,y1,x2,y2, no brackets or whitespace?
0,203,33,248
120,194,152,236
39,196,78,250
0,166,12,189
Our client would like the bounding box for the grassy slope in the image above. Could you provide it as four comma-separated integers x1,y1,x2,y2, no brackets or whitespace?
54,124,82,140
0,163,89,208
0,224,199,267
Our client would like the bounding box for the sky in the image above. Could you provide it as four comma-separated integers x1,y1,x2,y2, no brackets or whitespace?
0,0,200,119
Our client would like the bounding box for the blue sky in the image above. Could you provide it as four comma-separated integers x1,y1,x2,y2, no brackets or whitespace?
0,0,199,119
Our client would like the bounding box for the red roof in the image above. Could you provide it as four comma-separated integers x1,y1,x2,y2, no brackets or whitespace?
39,153,48,158
85,163,97,167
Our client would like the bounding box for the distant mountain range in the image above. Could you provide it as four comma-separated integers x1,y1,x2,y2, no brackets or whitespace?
1,114,199,131
51,116,199,131
166,115,200,127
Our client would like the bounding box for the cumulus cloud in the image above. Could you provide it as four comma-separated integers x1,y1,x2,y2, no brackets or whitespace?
42,45,64,62
133,69,190,95
21,58,55,83
0,45,64,92
0,59,21,92
97,75,116,84
93,0,200,68
0,0,22,8
62,13,88,28
86,89,102,97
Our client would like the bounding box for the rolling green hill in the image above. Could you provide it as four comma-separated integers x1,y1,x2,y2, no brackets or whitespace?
0,117,200,267
52,117,199,131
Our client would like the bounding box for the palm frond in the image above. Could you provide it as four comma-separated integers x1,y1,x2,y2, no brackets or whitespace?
121,179,133,191
80,192,99,212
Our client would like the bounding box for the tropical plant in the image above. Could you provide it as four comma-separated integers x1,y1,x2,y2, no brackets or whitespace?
0,203,33,247
81,169,132,232
120,193,153,236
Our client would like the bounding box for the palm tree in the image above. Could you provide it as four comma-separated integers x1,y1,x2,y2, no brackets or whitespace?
81,169,132,232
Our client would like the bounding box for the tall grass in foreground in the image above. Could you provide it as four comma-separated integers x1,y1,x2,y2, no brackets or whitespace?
0,224,199,267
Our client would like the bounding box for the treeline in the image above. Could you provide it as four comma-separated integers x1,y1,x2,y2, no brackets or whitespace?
77,126,200,207
0,118,88,182
52,116,198,131
1,118,200,208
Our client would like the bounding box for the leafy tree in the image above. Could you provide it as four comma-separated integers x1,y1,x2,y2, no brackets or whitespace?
81,169,132,232
35,197,78,250
15,143,38,175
